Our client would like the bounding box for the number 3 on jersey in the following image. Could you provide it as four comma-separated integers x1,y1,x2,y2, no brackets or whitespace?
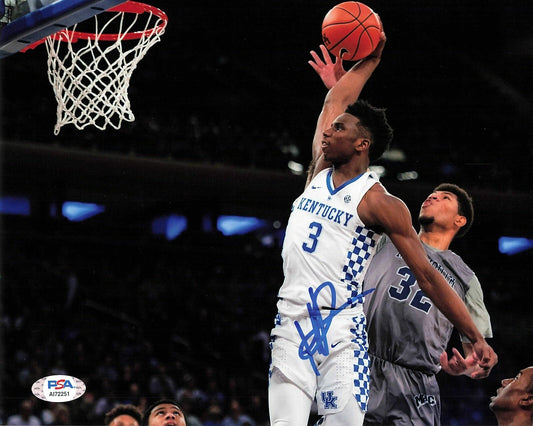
388,266,432,313
302,222,322,253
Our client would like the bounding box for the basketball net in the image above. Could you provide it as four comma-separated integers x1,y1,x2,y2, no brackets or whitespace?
44,1,167,134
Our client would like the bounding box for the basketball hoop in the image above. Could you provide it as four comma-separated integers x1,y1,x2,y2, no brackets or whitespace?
43,1,167,134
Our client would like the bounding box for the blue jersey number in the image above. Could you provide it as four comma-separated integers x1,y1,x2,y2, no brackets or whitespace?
302,222,322,253
388,266,432,313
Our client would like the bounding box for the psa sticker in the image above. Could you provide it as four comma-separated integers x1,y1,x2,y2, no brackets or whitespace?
32,375,86,402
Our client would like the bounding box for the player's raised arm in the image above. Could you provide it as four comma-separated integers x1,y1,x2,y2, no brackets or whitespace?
305,29,386,186
359,185,498,371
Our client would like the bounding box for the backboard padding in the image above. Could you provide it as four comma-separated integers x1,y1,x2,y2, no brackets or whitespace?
0,0,125,58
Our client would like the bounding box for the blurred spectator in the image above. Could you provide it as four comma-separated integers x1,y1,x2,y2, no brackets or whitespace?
221,399,255,426
179,396,203,426
92,379,116,419
203,403,224,426
104,403,143,426
176,373,207,411
49,404,71,425
204,377,225,408
248,394,269,426
149,364,177,397
70,392,98,424
6,399,41,426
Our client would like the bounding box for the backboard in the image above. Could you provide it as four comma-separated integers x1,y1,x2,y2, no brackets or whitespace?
0,0,125,58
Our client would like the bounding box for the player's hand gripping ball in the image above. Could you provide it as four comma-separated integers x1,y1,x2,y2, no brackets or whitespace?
322,1,382,61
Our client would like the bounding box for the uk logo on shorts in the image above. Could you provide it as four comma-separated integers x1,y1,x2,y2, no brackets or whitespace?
31,375,86,402
321,390,338,410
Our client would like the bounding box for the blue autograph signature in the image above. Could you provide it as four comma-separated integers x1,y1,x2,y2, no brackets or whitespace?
294,282,375,375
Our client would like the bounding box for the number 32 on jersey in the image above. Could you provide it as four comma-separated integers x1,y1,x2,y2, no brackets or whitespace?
388,266,432,313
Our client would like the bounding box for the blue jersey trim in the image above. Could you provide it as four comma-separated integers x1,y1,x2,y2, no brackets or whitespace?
326,170,365,195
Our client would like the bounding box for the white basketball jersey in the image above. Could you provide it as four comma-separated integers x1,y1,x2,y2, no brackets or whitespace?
277,168,382,318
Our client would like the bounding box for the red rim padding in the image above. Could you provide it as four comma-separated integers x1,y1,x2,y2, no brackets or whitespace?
51,0,167,42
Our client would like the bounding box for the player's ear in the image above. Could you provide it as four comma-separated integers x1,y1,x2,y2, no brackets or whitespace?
355,138,370,152
518,393,533,409
454,215,467,229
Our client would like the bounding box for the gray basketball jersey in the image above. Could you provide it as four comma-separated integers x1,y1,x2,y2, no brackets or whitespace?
363,236,492,374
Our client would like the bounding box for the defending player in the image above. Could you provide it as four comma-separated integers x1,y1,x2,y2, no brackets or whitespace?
363,184,495,425
268,27,497,426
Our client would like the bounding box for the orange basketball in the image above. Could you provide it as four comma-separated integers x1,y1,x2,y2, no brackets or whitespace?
321,2,382,61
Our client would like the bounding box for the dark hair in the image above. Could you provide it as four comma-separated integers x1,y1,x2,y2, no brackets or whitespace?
433,183,474,238
142,399,184,426
345,99,393,162
104,404,143,425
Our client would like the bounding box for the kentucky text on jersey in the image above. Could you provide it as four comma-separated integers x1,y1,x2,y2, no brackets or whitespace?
295,197,354,227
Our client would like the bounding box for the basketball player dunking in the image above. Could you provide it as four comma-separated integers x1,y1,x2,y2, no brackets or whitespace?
268,28,497,426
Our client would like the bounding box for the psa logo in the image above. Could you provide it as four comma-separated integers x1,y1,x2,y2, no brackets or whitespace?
32,375,86,403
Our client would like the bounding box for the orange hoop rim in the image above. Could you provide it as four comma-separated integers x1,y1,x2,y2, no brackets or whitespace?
50,0,167,43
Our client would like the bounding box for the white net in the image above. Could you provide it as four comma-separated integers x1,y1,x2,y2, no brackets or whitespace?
44,2,167,134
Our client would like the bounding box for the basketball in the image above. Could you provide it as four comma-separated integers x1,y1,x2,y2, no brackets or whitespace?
321,2,382,61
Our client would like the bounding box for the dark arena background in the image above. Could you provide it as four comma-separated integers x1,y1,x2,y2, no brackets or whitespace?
1,0,532,424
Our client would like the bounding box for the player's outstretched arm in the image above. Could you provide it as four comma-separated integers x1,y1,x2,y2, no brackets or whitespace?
305,30,386,186
359,185,498,372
